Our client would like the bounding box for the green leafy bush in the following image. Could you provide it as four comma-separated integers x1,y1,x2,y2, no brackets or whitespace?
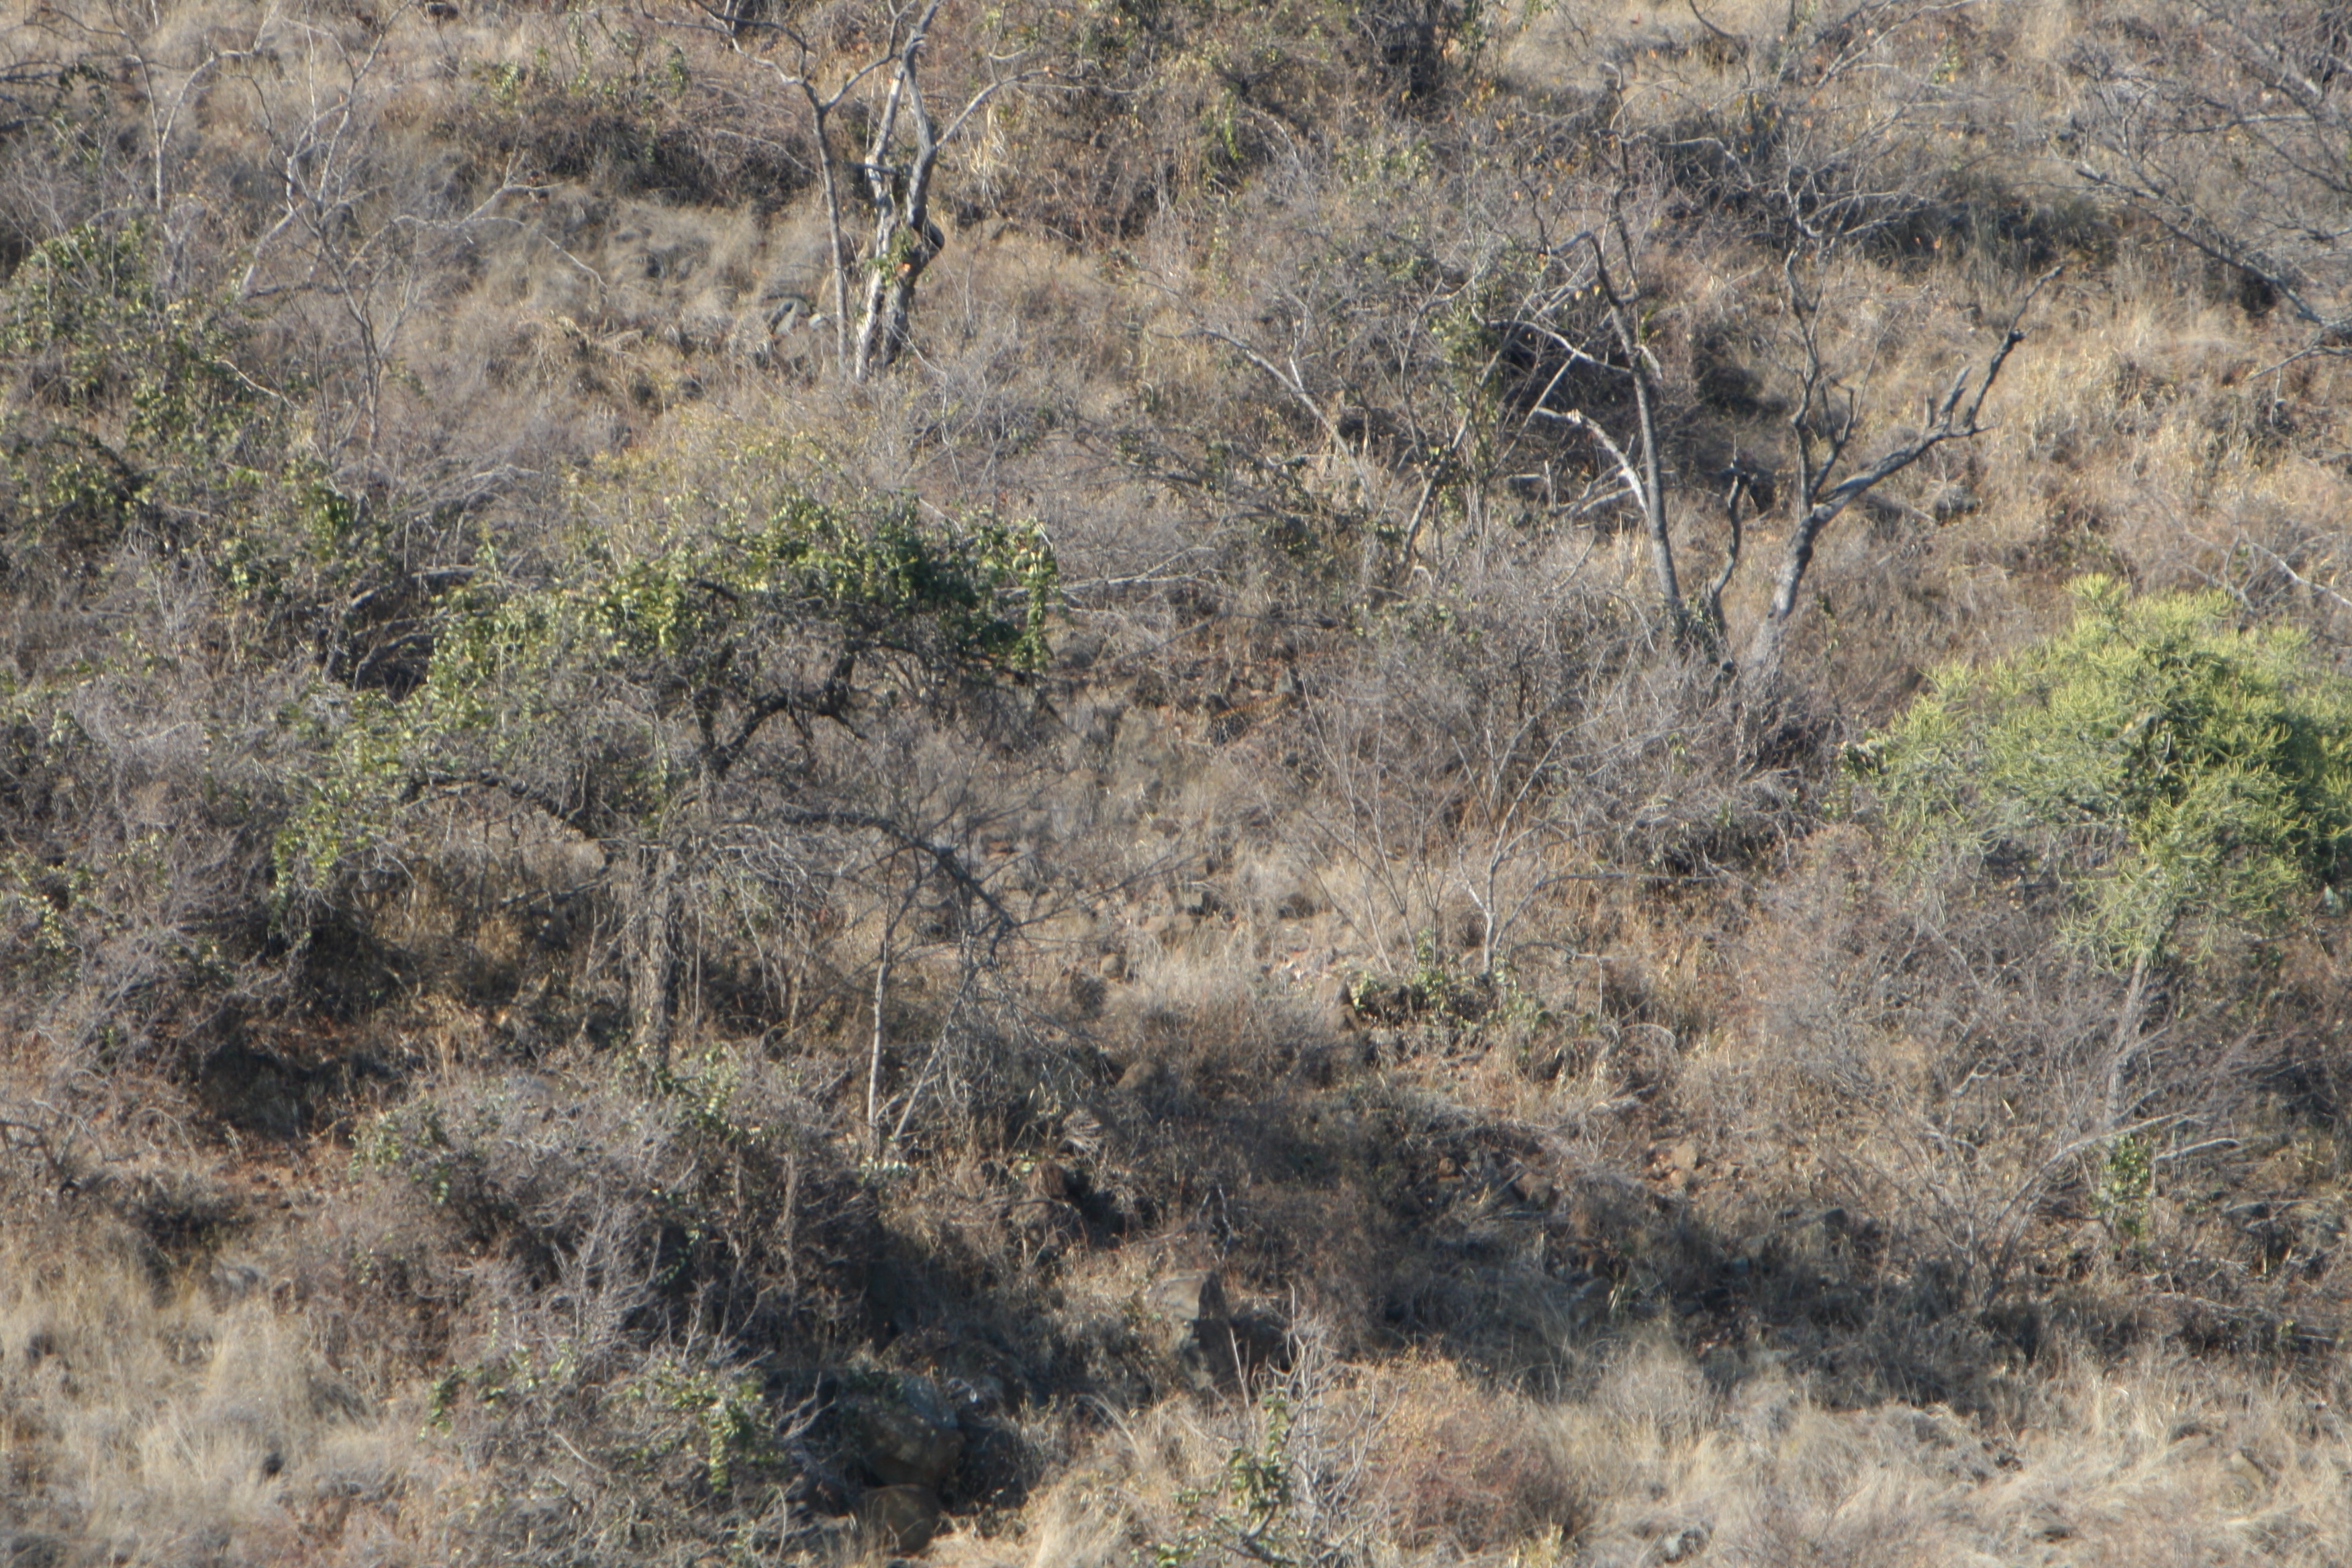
0,218,376,614
0,219,269,567
1857,576,2352,964
276,427,1057,903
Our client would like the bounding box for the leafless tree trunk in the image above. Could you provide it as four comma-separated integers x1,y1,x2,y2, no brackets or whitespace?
849,1,1025,379
693,0,1030,379
1700,471,1751,645
709,11,887,363
1744,263,2056,683
1587,229,1687,645
1540,244,2046,681
867,912,894,1161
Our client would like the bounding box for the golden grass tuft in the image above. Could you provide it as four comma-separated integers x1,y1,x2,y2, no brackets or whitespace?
0,1232,425,1567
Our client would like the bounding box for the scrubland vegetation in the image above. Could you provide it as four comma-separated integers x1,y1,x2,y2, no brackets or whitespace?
5,0,2352,1562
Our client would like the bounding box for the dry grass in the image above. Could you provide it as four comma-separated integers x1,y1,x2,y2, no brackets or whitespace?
972,1338,2352,1568
0,1232,428,1567
5,0,2352,1561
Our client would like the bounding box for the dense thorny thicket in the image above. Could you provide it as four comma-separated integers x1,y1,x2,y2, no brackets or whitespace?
5,2,2352,1565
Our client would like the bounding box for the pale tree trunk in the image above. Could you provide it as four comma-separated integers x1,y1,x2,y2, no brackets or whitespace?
1699,473,1749,647
843,1,1026,379
718,0,1026,381
1588,232,1686,645
1628,347,1683,642
628,841,677,1072
852,5,945,379
865,923,891,1161
2102,950,2161,1131
1743,266,2055,686
854,203,940,379
1743,503,1830,683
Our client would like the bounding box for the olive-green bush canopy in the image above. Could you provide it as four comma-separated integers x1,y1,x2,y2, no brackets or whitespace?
1863,575,2352,965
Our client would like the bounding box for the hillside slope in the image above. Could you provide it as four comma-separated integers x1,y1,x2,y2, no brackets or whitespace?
3,1,2352,1564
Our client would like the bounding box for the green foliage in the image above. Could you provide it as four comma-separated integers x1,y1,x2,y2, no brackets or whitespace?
620,1355,778,1496
2096,1132,2154,1248
350,1097,462,1204
272,688,413,904
1,220,218,418
0,846,89,979
580,490,1057,681
479,430,1057,705
423,1310,585,1432
272,432,1057,900
1859,577,2352,964
0,219,275,566
421,1316,776,1497
0,218,378,614
1344,930,1547,1038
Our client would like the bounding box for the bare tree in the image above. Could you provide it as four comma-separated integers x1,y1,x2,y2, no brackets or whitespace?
695,0,1035,378
1545,218,1687,646
1106,36,2042,690
849,1,1009,377
705,11,890,364
2073,1,2352,354
1543,244,2048,681
1661,0,2012,251
1741,261,2056,681
226,14,536,469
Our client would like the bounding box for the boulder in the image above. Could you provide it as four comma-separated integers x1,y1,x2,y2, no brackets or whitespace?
1,1532,66,1568
841,1378,964,1490
1140,1269,1228,1392
1224,1308,1293,1385
1142,1269,1228,1345
1145,1267,1226,1320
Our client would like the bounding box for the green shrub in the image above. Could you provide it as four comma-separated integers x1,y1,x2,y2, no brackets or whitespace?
275,427,1057,907
0,219,378,616
0,219,273,569
1857,576,2352,965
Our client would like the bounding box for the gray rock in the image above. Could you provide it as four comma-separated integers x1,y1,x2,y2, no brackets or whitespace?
1143,1269,1228,1332
3,1532,67,1568
1659,1523,1710,1562
1139,1270,1289,1393
842,1382,964,1489
207,1262,265,1304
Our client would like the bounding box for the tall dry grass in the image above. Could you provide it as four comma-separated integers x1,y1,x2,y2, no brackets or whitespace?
0,1234,427,1567
4,0,2352,1562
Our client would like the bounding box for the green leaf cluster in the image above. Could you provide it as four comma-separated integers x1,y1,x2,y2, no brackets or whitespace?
274,444,1057,899
1859,576,2352,964
0,219,369,607
412,472,1057,772
581,489,1057,677
0,219,271,560
1154,1392,1303,1568
620,1356,777,1496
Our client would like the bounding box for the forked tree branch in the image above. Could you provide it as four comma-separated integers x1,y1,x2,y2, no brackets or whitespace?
1745,263,2057,679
